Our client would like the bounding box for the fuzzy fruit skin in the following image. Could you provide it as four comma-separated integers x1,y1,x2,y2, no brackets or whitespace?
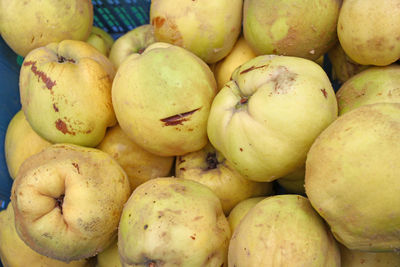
339,244,400,267
227,197,264,233
228,195,341,267
97,124,174,191
214,36,257,90
243,0,341,60
207,55,338,182
5,110,52,180
87,26,115,57
19,40,116,147
112,42,216,157
118,177,231,267
96,241,122,267
150,0,242,64
336,65,400,115
109,24,155,69
0,203,90,267
327,42,369,84
175,143,272,215
0,0,93,57
11,144,131,262
276,165,306,195
305,103,400,252
337,0,400,66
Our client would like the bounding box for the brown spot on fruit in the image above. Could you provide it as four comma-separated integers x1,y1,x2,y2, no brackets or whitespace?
160,107,201,126
72,162,80,174
270,66,297,95
55,194,65,214
53,103,59,112
55,119,75,135
240,97,248,104
179,167,186,171
170,184,186,194
190,235,196,240
57,55,76,63
240,148,243,151
240,64,269,75
144,224,148,230
151,16,166,28
205,152,219,170
23,61,56,90
152,16,183,46
321,88,328,98
193,216,203,221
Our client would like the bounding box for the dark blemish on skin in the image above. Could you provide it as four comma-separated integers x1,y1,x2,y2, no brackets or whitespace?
239,97,248,104
151,16,166,28
240,64,269,75
193,216,203,221
178,157,185,164
160,107,201,126
205,152,218,170
55,194,65,214
57,55,76,63
55,119,75,135
321,88,328,98
53,103,59,112
72,162,80,174
144,224,148,230
190,235,196,240
240,148,243,152
138,47,146,54
179,167,186,171
23,61,56,90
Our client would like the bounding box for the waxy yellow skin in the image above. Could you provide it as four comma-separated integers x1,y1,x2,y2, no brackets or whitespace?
243,0,341,60
340,244,400,267
96,241,122,267
338,0,400,66
118,178,231,267
305,103,400,252
175,143,272,215
327,42,369,84
97,124,174,191
227,197,264,232
11,144,131,262
150,0,242,64
5,110,52,180
0,0,93,57
336,65,400,115
207,55,338,182
109,24,156,69
0,203,90,267
214,36,257,90
112,42,216,157
228,195,340,267
276,165,306,194
19,40,116,147
87,26,115,57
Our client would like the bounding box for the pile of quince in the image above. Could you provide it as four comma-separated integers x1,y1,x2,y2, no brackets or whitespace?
0,0,399,266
